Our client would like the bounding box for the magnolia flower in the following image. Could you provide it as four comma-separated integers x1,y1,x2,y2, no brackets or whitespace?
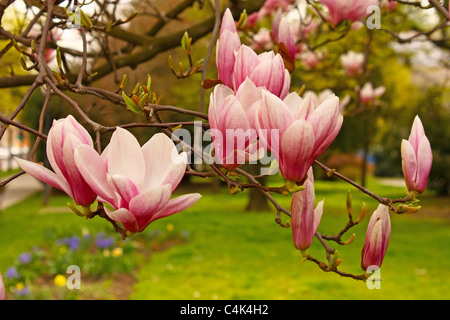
359,82,385,104
361,204,391,271
401,116,433,194
272,12,296,60
74,128,201,233
0,271,5,300
16,115,97,206
291,167,324,250
245,0,294,27
382,0,397,11
340,51,365,76
216,8,241,88
320,0,379,26
251,28,273,51
233,45,290,99
299,50,324,69
254,91,343,184
208,79,263,171
304,89,350,113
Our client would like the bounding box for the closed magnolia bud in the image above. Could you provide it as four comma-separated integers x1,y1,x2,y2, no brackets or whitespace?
216,8,241,88
291,168,324,251
401,116,433,194
361,204,391,272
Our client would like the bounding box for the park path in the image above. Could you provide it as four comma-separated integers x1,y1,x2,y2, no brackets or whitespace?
0,174,43,211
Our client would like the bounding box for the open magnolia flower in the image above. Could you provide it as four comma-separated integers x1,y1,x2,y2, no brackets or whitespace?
320,0,379,26
359,82,385,104
16,115,97,206
208,78,264,171
74,128,201,233
253,90,343,184
233,45,290,99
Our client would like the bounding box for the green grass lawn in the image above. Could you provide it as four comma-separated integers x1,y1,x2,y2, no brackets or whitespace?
0,175,449,300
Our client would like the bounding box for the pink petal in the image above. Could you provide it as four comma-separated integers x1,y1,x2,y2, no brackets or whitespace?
401,139,417,191
233,45,260,91
290,92,311,121
15,157,72,197
250,54,287,98
220,8,237,36
279,119,315,182
415,136,433,193
74,144,117,207
63,134,97,205
108,127,145,188
128,184,172,231
46,119,68,182
291,179,316,250
258,91,294,138
216,31,241,88
279,69,291,100
235,78,263,113
108,174,140,209
141,133,186,191
105,207,139,233
65,115,94,146
149,193,202,225
209,85,235,131
408,116,426,153
313,199,324,233
278,17,296,59
0,272,5,300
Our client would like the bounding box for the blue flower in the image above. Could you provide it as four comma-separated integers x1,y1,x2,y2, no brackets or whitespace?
5,266,20,279
18,252,32,264
67,236,80,251
96,232,114,249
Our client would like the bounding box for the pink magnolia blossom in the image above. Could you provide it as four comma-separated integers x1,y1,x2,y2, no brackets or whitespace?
0,271,5,300
359,82,385,104
320,0,379,26
251,28,273,51
401,116,433,194
272,13,296,60
383,0,397,11
299,50,324,69
361,204,391,271
208,79,263,171
340,51,365,76
233,45,290,99
74,128,201,233
246,0,294,27
16,115,97,206
216,8,241,88
305,89,351,113
254,91,343,184
291,167,324,250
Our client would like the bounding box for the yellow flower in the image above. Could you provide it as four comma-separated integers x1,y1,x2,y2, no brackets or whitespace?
103,249,110,256
54,274,66,287
166,223,174,231
16,282,25,290
112,247,123,257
